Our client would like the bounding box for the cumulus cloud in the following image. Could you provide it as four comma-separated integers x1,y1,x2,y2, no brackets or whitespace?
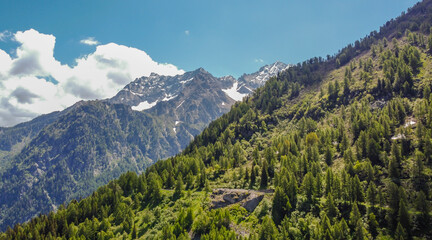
80,37,100,46
0,29,184,127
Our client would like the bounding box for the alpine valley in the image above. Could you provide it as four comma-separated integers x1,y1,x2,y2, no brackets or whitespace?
3,0,432,240
0,62,289,231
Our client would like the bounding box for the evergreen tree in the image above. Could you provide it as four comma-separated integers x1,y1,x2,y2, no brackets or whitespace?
395,222,407,240
366,182,377,207
250,165,256,188
339,218,350,239
352,175,364,202
354,220,366,240
367,212,379,238
271,187,291,225
398,197,410,236
325,146,333,166
414,191,431,234
147,173,162,202
350,202,361,229
386,182,399,230
174,176,184,199
259,216,278,240
260,159,269,189
325,194,339,219
302,172,315,203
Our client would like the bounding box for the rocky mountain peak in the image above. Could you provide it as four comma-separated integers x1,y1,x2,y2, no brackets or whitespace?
238,61,291,89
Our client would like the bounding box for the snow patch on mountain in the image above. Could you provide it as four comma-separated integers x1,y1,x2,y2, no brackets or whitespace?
131,100,158,111
222,82,247,101
162,94,177,101
180,78,193,84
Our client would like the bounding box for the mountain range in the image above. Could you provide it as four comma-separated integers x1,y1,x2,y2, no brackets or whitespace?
0,62,289,230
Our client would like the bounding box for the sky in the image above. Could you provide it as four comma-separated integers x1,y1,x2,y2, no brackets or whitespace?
0,0,421,127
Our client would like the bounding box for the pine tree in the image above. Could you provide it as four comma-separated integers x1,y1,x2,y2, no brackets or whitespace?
325,168,333,196
350,202,361,229
185,172,194,189
325,194,339,219
260,159,269,189
174,176,184,199
147,173,162,202
339,218,350,239
321,214,332,240
354,220,366,240
352,175,364,202
386,182,399,230
325,146,333,166
395,222,407,240
388,157,400,182
414,191,431,234
366,182,377,207
398,197,410,236
252,147,260,164
367,213,379,237
303,173,315,203
250,165,256,188
184,208,194,230
412,150,425,191
271,187,291,225
259,216,278,240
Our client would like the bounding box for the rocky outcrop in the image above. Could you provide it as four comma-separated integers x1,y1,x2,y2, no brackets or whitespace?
210,188,271,212
243,193,264,212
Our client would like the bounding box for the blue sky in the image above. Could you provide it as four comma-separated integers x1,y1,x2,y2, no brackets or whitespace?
0,0,419,77
0,0,421,126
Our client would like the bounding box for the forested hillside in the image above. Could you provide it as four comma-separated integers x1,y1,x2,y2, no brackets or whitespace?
3,0,432,239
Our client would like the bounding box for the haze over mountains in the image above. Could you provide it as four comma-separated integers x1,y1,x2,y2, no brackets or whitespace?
0,61,288,230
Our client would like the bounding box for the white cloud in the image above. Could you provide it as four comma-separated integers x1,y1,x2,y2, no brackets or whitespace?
184,30,190,36
0,31,11,42
80,37,100,46
0,29,184,127
254,58,264,63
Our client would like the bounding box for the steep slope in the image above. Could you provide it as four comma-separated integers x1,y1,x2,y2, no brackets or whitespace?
110,68,236,149
2,1,432,239
0,101,173,229
146,68,236,149
0,111,63,170
0,64,287,230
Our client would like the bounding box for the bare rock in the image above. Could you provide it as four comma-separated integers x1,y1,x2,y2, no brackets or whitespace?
210,188,266,212
242,194,264,212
